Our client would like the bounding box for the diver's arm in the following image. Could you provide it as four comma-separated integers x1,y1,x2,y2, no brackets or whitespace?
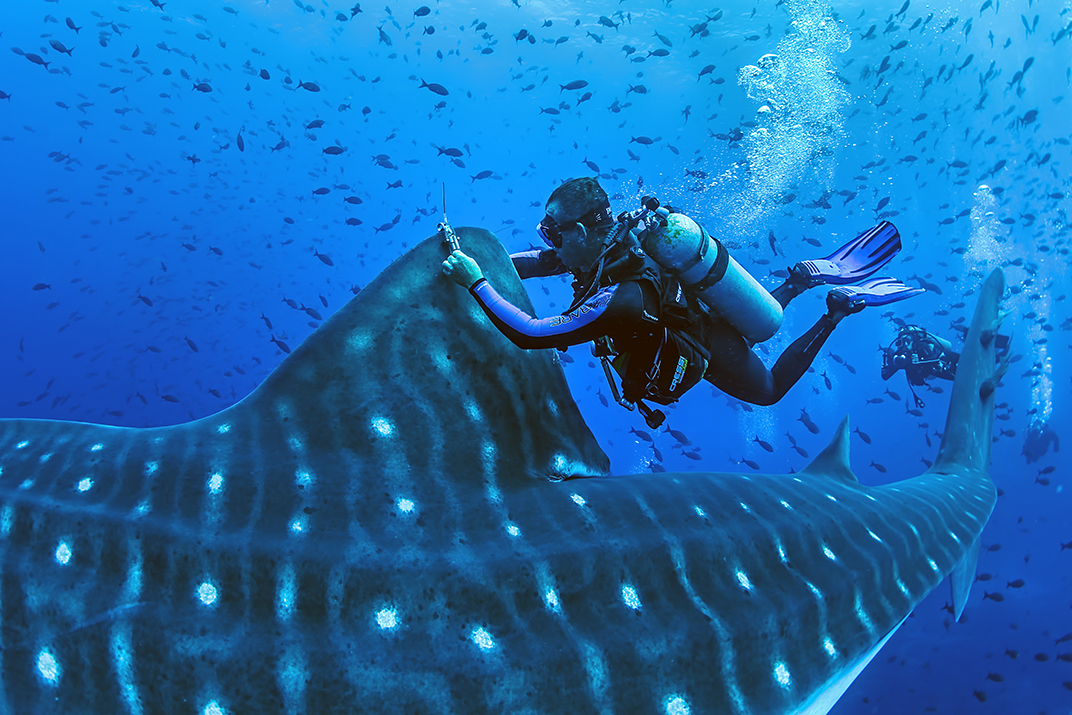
511,249,568,279
469,279,632,350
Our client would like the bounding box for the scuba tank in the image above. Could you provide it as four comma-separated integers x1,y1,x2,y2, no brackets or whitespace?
633,200,783,344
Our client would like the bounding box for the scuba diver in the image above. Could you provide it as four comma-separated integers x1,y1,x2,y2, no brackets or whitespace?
881,325,959,407
441,177,923,427
1022,419,1059,464
881,324,1010,407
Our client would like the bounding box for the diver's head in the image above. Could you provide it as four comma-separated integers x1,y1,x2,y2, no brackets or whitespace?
538,177,615,273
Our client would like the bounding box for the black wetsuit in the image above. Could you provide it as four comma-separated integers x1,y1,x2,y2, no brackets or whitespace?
468,248,837,406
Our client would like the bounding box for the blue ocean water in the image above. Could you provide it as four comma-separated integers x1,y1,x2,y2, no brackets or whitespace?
0,0,1068,712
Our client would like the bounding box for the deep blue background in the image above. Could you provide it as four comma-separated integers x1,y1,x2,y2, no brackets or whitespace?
0,0,1069,712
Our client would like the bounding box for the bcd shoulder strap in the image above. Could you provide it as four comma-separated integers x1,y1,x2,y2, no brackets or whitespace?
600,252,711,406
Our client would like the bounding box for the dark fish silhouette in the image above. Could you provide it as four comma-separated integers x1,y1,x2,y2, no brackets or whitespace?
419,79,448,95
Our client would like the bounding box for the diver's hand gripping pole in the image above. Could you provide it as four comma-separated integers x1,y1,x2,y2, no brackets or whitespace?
438,183,460,253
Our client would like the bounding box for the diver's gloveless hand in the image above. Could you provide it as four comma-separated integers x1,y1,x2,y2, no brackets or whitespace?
442,250,484,288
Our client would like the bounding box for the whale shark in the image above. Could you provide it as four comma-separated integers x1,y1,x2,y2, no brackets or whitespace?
0,228,1003,715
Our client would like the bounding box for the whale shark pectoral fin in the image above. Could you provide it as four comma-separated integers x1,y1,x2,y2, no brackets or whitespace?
800,415,858,483
790,614,908,715
950,535,981,622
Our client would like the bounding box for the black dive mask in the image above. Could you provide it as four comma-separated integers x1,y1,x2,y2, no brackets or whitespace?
537,200,615,248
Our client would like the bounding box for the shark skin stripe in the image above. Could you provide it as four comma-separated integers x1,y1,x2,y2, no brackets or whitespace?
0,230,1001,715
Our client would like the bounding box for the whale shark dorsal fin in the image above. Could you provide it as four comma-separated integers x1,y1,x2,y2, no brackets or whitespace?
801,415,858,483
243,227,610,485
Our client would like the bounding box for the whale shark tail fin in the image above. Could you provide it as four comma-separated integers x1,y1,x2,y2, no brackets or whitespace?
931,268,1004,477
930,267,1004,620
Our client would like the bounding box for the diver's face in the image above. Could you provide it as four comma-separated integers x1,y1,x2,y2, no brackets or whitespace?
545,203,604,274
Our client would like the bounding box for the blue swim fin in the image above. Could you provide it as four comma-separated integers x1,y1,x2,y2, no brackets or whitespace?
827,277,926,315
793,221,902,287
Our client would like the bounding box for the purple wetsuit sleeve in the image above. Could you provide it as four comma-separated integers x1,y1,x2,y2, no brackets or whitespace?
511,249,568,279
468,278,631,349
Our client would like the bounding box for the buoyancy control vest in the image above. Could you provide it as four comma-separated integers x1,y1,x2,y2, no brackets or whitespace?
576,234,712,407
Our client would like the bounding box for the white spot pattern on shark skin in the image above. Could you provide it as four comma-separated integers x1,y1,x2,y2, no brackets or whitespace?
664,694,691,715
208,472,224,494
736,569,753,592
463,397,483,423
111,622,142,715
197,581,218,608
854,589,876,636
545,398,559,416
54,541,72,565
780,499,792,510
867,529,882,542
470,627,495,652
144,461,158,475
203,465,227,527
543,588,560,612
202,701,226,715
0,505,12,537
90,443,104,452
774,661,791,687
295,469,313,488
371,416,394,437
375,607,398,631
346,329,372,353
278,563,296,622
504,522,520,537
36,648,60,686
134,499,150,517
39,452,53,463
570,493,586,507
122,541,143,601
289,516,306,534
430,348,453,374
897,579,910,597
776,539,788,564
693,505,706,518
927,558,939,573
396,497,414,514
621,584,641,610
18,479,33,490
278,642,307,715
823,637,837,657
77,478,93,492
739,501,751,513
275,400,294,421
216,423,231,434
634,487,748,715
15,441,28,450
823,544,837,561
